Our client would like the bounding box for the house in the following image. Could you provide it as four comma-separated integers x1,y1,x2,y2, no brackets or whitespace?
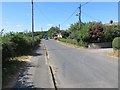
57,33,62,38
104,22,120,26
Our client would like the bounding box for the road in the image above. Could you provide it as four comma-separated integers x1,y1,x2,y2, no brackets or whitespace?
13,43,54,88
44,39,118,88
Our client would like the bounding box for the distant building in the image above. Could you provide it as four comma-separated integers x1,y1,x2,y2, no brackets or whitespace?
53,34,58,40
104,22,120,26
53,33,62,40
57,33,62,38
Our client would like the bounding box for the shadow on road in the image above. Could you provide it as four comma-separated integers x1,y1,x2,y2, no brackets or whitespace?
32,52,43,56
12,63,36,88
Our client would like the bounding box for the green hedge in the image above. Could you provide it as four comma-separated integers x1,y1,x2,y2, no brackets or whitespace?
59,38,77,45
112,37,120,50
104,29,120,42
2,32,40,62
59,38,89,47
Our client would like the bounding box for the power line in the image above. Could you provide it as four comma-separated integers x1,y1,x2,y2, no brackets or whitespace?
60,1,91,26
81,2,89,7
82,11,101,22
35,4,52,22
60,7,78,25
81,0,92,7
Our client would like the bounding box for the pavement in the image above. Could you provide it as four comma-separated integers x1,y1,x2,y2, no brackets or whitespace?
44,39,118,88
13,41,54,88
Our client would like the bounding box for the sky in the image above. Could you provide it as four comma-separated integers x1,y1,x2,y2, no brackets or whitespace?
2,2,118,33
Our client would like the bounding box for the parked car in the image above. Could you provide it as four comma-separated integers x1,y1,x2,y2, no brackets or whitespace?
53,35,58,40
45,37,48,40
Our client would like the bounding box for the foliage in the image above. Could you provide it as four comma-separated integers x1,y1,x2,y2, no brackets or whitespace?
68,23,79,39
61,21,120,45
88,24,104,42
48,26,60,38
112,37,120,50
0,29,4,50
103,26,120,42
39,31,48,39
78,23,90,43
61,30,69,39
2,32,40,62
2,31,41,86
59,38,77,45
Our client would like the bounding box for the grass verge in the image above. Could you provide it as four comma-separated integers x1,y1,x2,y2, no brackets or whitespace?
2,55,32,88
57,40,86,49
107,50,120,58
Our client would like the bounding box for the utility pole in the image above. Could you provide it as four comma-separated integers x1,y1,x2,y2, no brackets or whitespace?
41,27,43,32
32,0,34,48
59,24,60,30
78,4,81,29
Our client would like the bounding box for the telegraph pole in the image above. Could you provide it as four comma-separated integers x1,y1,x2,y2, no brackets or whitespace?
78,4,81,29
59,24,60,30
41,27,43,32
32,0,34,48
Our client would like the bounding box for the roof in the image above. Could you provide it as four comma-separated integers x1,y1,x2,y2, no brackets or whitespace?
104,22,120,26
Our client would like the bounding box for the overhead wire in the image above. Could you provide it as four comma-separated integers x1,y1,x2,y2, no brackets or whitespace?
81,0,92,7
34,1,101,28
82,11,101,22
60,1,92,25
35,3,52,22
60,7,78,25
81,2,89,7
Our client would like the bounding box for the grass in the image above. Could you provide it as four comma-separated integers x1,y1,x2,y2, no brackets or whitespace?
2,55,32,87
58,40,120,59
107,50,120,58
57,40,86,49
15,55,32,62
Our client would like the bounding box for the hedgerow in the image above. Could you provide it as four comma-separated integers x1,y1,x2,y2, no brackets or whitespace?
59,21,120,47
112,37,120,50
2,32,40,62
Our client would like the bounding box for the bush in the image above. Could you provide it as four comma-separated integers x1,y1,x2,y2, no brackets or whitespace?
88,24,104,42
59,38,78,45
112,37,120,50
10,34,31,55
104,29,120,42
2,32,40,62
2,42,16,61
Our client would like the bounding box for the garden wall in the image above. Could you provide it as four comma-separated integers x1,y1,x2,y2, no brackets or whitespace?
88,42,112,49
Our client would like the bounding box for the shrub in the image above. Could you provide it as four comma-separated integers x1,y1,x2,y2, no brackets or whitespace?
88,24,104,43
10,34,31,55
112,37,120,50
34,36,40,46
2,42,16,61
2,32,41,62
104,29,120,42
59,38,78,46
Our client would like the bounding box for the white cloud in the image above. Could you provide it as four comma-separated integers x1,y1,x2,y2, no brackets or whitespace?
47,24,53,27
16,24,22,27
66,24,70,27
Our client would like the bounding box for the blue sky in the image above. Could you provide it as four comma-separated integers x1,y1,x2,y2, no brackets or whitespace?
2,2,118,33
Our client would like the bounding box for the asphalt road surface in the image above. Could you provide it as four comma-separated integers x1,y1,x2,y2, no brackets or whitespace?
13,43,54,88
44,39,118,88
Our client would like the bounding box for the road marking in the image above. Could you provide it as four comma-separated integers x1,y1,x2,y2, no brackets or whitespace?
45,54,48,65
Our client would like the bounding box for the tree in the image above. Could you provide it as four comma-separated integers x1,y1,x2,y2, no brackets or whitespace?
61,30,69,39
110,20,113,24
48,26,60,38
88,24,104,42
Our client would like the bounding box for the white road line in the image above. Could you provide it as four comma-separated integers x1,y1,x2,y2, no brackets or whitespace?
45,54,48,65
